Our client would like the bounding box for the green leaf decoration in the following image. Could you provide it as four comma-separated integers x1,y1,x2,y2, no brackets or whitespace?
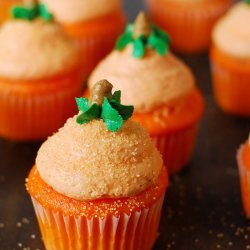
110,101,134,120
101,98,123,132
76,89,134,132
132,37,145,58
115,24,134,51
115,21,171,58
12,3,53,21
244,0,250,4
111,91,121,103
148,34,168,56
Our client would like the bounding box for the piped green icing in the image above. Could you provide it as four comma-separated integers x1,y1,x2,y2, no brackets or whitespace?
76,81,134,132
115,13,171,58
12,2,53,21
244,0,250,4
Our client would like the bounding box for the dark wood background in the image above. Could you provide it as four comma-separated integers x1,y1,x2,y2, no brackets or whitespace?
1,0,250,249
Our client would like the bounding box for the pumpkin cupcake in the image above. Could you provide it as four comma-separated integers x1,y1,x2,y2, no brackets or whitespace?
40,0,126,78
211,1,250,117
0,2,85,141
88,13,205,174
147,0,232,53
26,79,168,250
237,134,250,218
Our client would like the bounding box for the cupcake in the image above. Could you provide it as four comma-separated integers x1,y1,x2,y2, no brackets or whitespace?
147,0,232,53
26,79,168,250
40,0,126,78
0,0,20,23
237,134,250,218
0,2,84,141
88,13,205,174
211,1,250,117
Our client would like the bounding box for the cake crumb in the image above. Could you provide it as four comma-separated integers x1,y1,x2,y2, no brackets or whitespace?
22,218,30,224
16,222,22,228
30,234,36,239
0,223,4,229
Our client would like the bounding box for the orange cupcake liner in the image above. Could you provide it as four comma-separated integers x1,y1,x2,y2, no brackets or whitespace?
63,11,126,78
210,45,250,116
31,195,164,250
27,166,168,250
147,0,232,53
132,88,204,174
0,0,20,23
152,123,199,175
0,68,84,141
237,143,250,218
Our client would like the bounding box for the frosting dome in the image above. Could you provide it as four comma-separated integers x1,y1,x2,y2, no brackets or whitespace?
36,117,163,201
89,45,195,114
212,2,250,58
0,19,81,80
40,0,122,23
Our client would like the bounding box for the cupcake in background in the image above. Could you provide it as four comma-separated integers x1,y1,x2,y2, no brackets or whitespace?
40,0,126,78
0,2,85,141
26,80,168,250
146,0,232,53
237,133,250,218
0,0,21,23
211,1,250,117
88,13,205,174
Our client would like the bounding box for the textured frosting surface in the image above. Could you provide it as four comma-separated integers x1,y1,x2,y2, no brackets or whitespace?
36,117,163,201
89,46,195,114
41,0,122,23
213,2,250,58
0,19,80,80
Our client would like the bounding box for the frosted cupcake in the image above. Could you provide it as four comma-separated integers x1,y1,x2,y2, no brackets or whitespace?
147,0,232,53
88,13,205,174
26,79,168,250
211,1,250,116
40,0,126,78
0,2,84,141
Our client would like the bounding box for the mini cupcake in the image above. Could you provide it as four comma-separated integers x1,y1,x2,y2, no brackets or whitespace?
147,0,232,53
40,0,126,78
88,13,205,174
211,1,250,117
0,2,84,141
26,79,168,250
237,134,250,218
0,0,20,23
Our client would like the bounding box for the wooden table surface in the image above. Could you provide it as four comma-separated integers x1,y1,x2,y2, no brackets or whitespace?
1,1,250,249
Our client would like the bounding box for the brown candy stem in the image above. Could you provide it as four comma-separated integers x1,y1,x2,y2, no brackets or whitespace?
89,80,113,106
133,11,151,39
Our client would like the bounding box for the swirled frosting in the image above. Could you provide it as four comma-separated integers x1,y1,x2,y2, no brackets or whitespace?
40,0,122,23
88,45,195,114
0,19,81,80
212,2,250,58
36,117,163,201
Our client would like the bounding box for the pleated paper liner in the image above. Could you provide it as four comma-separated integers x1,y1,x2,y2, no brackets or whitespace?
210,45,250,117
237,142,250,218
0,67,84,141
63,11,126,79
147,0,232,53
27,167,168,250
133,88,204,175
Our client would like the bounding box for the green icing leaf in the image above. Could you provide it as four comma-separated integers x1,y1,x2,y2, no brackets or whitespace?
12,3,53,21
115,21,171,58
148,34,168,56
111,91,121,103
244,0,250,4
101,98,123,132
75,98,89,112
39,3,53,21
132,37,145,58
110,101,134,120
115,24,133,50
76,104,100,125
